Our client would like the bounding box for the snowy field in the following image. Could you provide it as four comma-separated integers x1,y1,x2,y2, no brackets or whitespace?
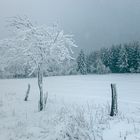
0,74,140,140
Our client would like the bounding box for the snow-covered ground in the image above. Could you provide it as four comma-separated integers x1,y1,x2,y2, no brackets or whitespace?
0,74,140,140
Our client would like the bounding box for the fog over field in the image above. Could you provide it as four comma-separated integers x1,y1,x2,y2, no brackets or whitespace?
0,0,140,53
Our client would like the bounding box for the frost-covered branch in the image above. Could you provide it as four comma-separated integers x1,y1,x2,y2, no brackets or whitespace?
0,17,77,74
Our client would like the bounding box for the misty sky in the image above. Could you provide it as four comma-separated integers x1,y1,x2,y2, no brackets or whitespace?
0,0,140,54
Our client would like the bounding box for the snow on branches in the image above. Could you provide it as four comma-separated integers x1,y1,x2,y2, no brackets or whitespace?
0,16,77,75
0,16,77,111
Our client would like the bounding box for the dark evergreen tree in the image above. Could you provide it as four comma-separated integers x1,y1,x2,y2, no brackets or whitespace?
100,48,110,67
136,45,140,72
125,42,139,72
77,50,87,74
86,51,98,73
117,46,129,73
108,45,121,73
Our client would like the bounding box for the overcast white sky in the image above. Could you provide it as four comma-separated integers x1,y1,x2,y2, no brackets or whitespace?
0,0,140,53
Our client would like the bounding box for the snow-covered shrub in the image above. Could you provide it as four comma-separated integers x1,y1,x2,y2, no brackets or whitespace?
55,104,111,140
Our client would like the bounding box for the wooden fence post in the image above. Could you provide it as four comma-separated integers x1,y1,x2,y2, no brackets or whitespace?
110,83,118,116
24,84,31,101
43,92,48,109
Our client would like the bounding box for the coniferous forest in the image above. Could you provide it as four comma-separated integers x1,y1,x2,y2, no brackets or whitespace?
83,41,140,74
0,41,140,78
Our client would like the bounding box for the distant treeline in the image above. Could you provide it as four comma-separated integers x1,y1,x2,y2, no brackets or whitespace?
77,41,140,74
0,41,140,78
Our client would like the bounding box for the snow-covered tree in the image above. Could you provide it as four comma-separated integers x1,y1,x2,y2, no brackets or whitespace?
108,45,121,73
136,46,140,73
89,54,110,74
100,48,110,68
86,51,98,73
0,16,77,111
95,57,110,74
126,42,140,72
58,59,78,75
117,45,129,73
45,59,77,76
77,50,87,75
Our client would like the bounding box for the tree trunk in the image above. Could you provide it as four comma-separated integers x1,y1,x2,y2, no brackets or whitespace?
110,83,118,116
38,64,43,111
24,84,30,101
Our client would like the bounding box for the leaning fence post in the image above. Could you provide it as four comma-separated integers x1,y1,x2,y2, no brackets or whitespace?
24,84,31,101
110,83,118,116
43,92,48,109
